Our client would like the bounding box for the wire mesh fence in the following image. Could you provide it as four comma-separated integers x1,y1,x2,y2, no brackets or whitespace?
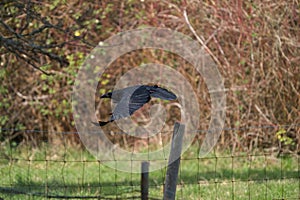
0,124,299,199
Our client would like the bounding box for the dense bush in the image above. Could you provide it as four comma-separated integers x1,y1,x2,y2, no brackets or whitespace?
0,1,299,153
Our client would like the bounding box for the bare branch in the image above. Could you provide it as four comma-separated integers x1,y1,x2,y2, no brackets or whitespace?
183,9,222,67
0,1,70,75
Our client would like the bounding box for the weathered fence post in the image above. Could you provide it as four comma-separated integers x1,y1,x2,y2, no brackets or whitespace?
163,122,185,200
141,161,149,200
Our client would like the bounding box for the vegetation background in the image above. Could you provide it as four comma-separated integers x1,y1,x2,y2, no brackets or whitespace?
1,1,299,199
1,0,299,153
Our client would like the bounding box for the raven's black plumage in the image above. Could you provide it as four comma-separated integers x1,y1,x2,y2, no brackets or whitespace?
93,85,177,126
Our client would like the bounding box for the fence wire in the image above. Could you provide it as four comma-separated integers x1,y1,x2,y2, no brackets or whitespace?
1,123,300,135
0,124,299,199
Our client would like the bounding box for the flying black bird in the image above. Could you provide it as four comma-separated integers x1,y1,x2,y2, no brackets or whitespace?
93,85,177,126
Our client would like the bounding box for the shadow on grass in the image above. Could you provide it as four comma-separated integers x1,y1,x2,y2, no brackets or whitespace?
179,168,299,184
0,166,298,199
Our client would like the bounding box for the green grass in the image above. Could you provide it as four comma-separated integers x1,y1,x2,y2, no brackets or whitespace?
0,144,299,199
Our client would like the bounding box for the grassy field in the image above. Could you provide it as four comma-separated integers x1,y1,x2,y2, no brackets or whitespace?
0,144,299,200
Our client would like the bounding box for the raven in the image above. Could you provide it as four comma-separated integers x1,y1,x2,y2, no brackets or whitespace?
93,85,177,126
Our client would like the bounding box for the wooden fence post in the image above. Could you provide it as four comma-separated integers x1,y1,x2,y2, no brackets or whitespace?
163,122,185,200
141,161,149,200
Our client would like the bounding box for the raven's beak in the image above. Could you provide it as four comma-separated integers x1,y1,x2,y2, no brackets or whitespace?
100,92,112,98
150,87,177,100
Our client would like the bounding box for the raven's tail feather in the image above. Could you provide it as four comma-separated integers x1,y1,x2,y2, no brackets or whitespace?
98,121,110,126
92,120,112,126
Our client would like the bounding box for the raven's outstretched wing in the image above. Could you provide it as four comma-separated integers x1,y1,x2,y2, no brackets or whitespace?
111,90,151,121
148,86,177,100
